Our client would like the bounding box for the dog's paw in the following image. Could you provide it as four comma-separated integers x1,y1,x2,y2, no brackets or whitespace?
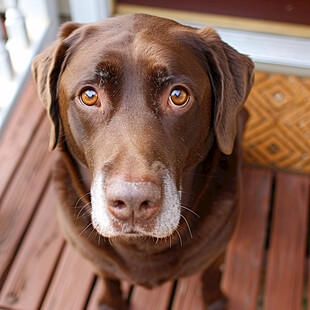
207,298,227,310
98,301,128,310
98,304,115,310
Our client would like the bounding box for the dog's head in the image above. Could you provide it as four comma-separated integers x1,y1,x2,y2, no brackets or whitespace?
32,14,254,239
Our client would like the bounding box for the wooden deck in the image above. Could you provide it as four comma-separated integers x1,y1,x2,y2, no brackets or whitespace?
0,80,309,310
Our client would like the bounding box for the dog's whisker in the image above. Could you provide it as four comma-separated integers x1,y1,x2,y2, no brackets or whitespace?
76,202,92,219
178,190,196,198
120,235,128,242
78,222,93,237
87,228,95,240
98,234,101,247
108,237,114,247
74,192,91,209
180,214,193,239
181,205,200,218
175,229,183,247
169,235,172,248
78,210,92,218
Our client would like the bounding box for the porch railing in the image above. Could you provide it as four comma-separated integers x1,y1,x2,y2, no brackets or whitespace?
0,0,59,133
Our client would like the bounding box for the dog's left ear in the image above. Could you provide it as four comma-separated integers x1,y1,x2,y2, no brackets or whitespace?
32,22,81,150
197,27,254,155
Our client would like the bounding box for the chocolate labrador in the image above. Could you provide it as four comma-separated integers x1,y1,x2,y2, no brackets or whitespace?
32,13,254,309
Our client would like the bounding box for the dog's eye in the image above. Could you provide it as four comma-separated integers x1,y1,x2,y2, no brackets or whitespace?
169,88,189,106
80,89,99,106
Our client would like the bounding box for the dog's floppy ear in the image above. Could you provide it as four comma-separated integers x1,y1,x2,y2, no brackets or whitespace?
32,22,81,150
197,27,254,155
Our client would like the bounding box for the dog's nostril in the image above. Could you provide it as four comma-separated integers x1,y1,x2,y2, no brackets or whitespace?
106,180,162,222
138,200,158,220
108,199,132,221
113,200,126,209
141,201,150,209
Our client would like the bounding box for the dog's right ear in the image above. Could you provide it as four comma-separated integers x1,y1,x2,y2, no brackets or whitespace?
32,22,81,150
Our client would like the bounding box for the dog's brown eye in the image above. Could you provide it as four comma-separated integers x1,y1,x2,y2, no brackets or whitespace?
80,89,99,106
169,88,189,106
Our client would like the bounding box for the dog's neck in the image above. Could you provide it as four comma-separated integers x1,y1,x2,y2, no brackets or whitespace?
180,132,219,213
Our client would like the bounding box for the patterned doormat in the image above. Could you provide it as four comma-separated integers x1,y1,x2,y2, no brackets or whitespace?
243,72,310,174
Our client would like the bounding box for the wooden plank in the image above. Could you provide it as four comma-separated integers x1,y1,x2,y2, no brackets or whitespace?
172,273,204,310
129,281,173,310
86,280,104,310
86,279,104,310
86,280,131,310
41,244,94,310
222,167,273,310
0,117,54,286
0,80,44,197
264,173,309,310
0,183,64,309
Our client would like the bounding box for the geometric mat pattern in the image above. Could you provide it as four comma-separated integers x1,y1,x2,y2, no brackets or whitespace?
243,72,310,174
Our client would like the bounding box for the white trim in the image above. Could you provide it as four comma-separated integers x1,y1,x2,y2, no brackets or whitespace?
68,0,114,23
181,21,310,76
216,28,310,76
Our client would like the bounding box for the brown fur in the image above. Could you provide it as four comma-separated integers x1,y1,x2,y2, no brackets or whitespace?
32,14,254,309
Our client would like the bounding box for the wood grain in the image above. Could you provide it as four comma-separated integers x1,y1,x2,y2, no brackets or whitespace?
41,245,94,310
172,273,204,310
0,80,44,197
264,173,309,310
222,167,273,310
0,118,54,286
0,183,64,309
129,281,173,310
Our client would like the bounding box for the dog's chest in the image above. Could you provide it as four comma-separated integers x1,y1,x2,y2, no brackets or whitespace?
109,240,209,287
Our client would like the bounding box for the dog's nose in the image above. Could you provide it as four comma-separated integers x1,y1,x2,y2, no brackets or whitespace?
106,179,162,221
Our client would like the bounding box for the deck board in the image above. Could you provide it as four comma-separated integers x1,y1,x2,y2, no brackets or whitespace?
129,282,173,310
0,183,64,310
0,118,54,286
41,245,95,310
222,167,273,310
264,173,309,310
85,279,105,310
0,80,44,196
172,273,204,310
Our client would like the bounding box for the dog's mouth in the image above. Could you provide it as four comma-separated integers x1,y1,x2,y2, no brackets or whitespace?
90,171,182,238
118,226,148,237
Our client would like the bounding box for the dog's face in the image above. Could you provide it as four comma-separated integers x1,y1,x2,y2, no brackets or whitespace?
32,14,254,239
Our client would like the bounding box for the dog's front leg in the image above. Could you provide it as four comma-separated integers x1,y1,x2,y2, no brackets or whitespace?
201,253,227,310
98,277,128,310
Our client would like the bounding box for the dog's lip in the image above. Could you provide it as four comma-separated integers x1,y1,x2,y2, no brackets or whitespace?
121,230,145,238
120,225,156,237
124,228,138,234
123,226,146,236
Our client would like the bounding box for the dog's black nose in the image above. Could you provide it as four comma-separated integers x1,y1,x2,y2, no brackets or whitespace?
106,179,162,222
